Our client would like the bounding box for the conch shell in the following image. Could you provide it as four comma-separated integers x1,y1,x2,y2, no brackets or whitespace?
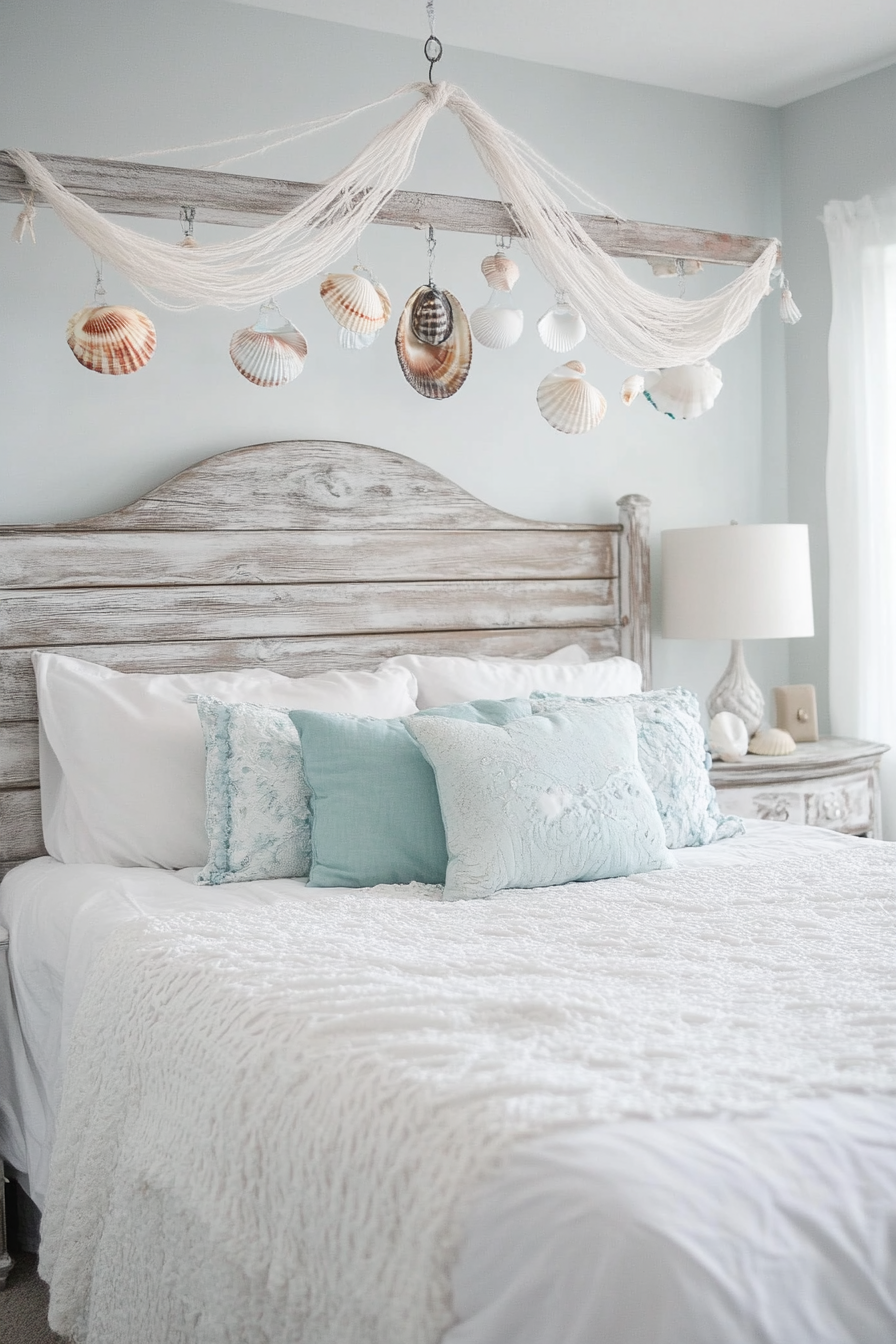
621,374,645,406
708,712,748,762
320,270,390,336
66,305,156,375
480,253,520,292
748,728,796,756
396,286,471,399
536,361,606,434
229,302,307,387
643,361,722,420
537,301,586,354
410,286,454,346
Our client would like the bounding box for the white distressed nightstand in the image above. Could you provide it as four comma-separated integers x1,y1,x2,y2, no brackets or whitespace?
710,737,889,839
0,926,12,1287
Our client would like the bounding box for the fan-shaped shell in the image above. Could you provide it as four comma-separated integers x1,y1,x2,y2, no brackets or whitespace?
338,326,377,350
66,305,156,376
480,253,520,292
643,361,722,420
621,374,645,406
229,312,307,387
396,286,471,399
536,361,606,434
748,728,796,757
708,712,748,762
537,303,586,354
470,304,524,350
320,272,389,336
410,287,454,346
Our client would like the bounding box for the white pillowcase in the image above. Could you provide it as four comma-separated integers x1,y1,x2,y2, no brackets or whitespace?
33,653,418,869
378,652,643,709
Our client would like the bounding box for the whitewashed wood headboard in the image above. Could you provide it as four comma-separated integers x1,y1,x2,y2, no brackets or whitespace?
0,439,651,876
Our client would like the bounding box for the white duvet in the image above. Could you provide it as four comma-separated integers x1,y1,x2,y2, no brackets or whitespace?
2,823,896,1343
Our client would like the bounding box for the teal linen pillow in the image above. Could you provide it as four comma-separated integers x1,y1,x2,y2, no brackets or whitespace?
530,687,745,849
289,698,532,888
406,699,669,901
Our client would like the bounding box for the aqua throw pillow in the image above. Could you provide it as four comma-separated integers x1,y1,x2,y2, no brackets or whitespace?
406,699,669,901
290,698,533,888
530,687,744,849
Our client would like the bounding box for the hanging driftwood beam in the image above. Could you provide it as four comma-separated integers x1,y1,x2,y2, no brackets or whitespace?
0,150,776,266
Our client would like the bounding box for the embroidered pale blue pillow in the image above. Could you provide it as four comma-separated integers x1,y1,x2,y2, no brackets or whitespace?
196,697,310,885
406,700,669,901
530,687,744,848
290,698,533,889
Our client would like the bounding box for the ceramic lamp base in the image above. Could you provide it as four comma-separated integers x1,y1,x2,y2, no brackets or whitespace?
706,640,764,737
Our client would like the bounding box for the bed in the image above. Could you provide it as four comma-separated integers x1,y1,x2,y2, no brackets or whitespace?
1,440,895,1344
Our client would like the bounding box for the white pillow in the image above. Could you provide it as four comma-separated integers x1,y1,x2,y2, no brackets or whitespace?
477,643,590,665
378,653,643,709
33,653,418,869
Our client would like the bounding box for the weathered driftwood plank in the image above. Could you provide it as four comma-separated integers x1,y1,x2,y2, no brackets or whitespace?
0,724,39,788
0,151,775,266
0,529,617,589
0,789,44,864
4,443,601,534
617,494,652,689
0,627,620,723
1,579,616,647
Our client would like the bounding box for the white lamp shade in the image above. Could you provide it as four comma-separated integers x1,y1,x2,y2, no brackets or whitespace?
661,524,814,641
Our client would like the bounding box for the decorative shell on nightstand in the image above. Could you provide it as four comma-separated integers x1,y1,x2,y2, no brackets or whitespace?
748,728,796,756
709,712,749,762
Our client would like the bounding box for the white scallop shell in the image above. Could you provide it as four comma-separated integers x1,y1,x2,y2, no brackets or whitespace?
320,271,389,335
537,302,586,353
536,361,606,434
748,728,796,756
621,374,645,406
229,305,307,387
480,253,520,292
470,304,524,349
338,326,377,350
708,712,748,762
643,361,722,420
780,286,802,324
66,305,157,376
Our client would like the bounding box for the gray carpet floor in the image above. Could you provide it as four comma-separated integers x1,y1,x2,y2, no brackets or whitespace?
0,1254,69,1343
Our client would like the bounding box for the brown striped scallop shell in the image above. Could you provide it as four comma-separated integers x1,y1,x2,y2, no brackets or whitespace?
320,271,390,336
66,305,157,375
229,304,308,387
480,253,520,292
396,287,472,399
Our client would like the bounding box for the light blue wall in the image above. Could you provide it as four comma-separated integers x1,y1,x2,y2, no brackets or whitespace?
1,0,788,705
781,64,896,730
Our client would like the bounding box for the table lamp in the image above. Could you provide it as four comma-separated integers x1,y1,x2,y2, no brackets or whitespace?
661,523,814,735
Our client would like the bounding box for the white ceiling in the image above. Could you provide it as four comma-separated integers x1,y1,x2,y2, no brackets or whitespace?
231,0,896,106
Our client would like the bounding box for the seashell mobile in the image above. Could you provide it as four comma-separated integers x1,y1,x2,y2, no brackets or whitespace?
9,4,801,433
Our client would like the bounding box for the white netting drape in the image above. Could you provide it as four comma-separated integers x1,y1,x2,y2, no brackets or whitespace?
8,81,779,369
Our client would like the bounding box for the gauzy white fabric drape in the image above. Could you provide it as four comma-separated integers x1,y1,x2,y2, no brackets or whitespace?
824,194,896,838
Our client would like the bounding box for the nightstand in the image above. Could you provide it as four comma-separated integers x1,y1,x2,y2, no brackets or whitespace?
0,926,12,1287
710,737,889,839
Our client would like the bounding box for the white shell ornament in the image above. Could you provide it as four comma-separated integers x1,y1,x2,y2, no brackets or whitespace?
320,270,390,336
536,361,607,434
748,728,796,756
470,303,524,350
708,712,749,762
229,302,307,387
396,287,472,399
66,305,156,376
642,361,723,420
621,374,645,406
480,253,520,292
338,326,377,351
537,301,586,354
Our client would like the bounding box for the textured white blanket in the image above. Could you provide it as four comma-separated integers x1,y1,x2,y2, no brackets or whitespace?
41,848,896,1344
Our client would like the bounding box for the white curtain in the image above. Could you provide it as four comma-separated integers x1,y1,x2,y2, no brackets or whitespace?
824,193,896,839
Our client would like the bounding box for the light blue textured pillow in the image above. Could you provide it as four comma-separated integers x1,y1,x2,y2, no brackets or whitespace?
530,687,744,848
196,697,310,885
406,700,669,901
290,698,533,889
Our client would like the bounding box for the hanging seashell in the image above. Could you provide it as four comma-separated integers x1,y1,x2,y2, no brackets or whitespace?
338,326,377,351
536,361,607,434
229,302,307,387
748,727,796,757
480,253,520,292
642,361,723,420
708,712,748,762
179,236,200,250
470,303,524,350
395,286,471,399
320,271,390,336
410,286,454,346
66,305,156,376
537,301,586,354
621,374,645,406
780,286,802,325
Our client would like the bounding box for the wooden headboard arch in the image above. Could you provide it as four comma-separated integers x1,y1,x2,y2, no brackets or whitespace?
0,440,651,876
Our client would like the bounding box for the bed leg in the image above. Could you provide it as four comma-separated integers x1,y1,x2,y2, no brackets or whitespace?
0,1162,12,1288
